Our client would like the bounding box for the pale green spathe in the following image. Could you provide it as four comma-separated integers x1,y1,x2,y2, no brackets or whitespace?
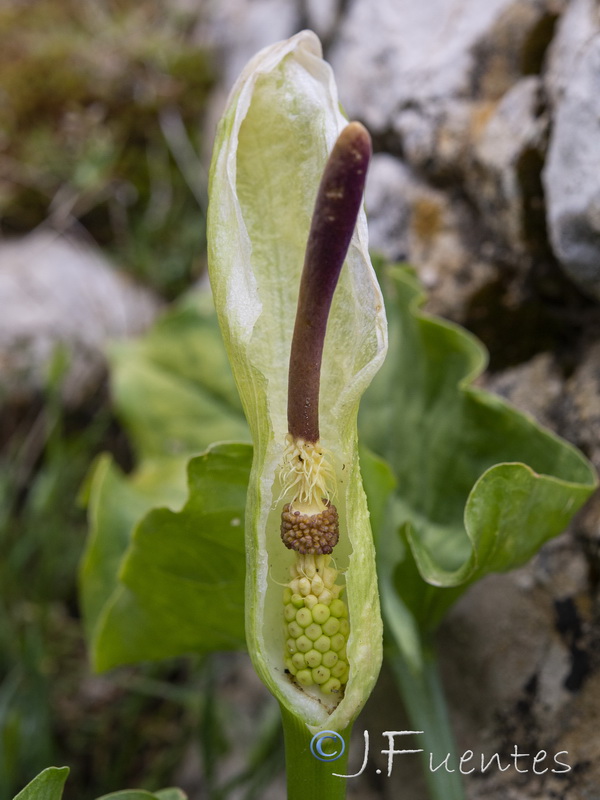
207,31,387,730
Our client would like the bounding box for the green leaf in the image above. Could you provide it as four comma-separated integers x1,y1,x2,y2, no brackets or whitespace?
96,793,158,800
358,447,396,540
95,790,186,800
12,769,187,800
361,266,598,658
12,768,69,800
88,443,250,671
109,290,249,463
360,447,425,671
208,31,387,732
80,288,251,671
80,454,171,645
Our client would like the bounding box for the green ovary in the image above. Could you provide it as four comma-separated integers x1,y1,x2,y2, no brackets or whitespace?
283,553,349,697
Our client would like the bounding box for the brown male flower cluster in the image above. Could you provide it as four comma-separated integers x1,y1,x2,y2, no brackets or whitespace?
280,502,339,555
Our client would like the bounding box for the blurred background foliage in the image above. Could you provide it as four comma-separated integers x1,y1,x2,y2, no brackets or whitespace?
0,1,283,797
0,0,212,297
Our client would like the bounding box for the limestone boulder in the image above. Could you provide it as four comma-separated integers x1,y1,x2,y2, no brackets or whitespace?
544,7,600,299
0,231,160,406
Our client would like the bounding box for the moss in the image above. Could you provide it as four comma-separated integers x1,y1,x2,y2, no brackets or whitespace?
411,196,443,244
0,0,215,297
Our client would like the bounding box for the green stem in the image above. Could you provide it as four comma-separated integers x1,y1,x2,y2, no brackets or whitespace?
280,704,351,800
388,642,466,800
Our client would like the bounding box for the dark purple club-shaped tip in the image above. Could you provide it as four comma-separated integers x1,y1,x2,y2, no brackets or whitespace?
287,121,372,444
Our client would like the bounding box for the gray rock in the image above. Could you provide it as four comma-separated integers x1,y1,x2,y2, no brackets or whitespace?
367,153,498,321
480,352,563,430
304,0,341,42
365,154,415,262
196,0,299,91
543,30,600,300
545,0,600,109
0,231,160,406
197,0,300,164
330,0,513,133
468,77,547,253
329,0,562,176
561,340,600,466
438,527,600,799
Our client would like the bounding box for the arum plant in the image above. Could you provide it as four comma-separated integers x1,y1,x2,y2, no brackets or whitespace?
207,31,386,797
78,28,598,800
